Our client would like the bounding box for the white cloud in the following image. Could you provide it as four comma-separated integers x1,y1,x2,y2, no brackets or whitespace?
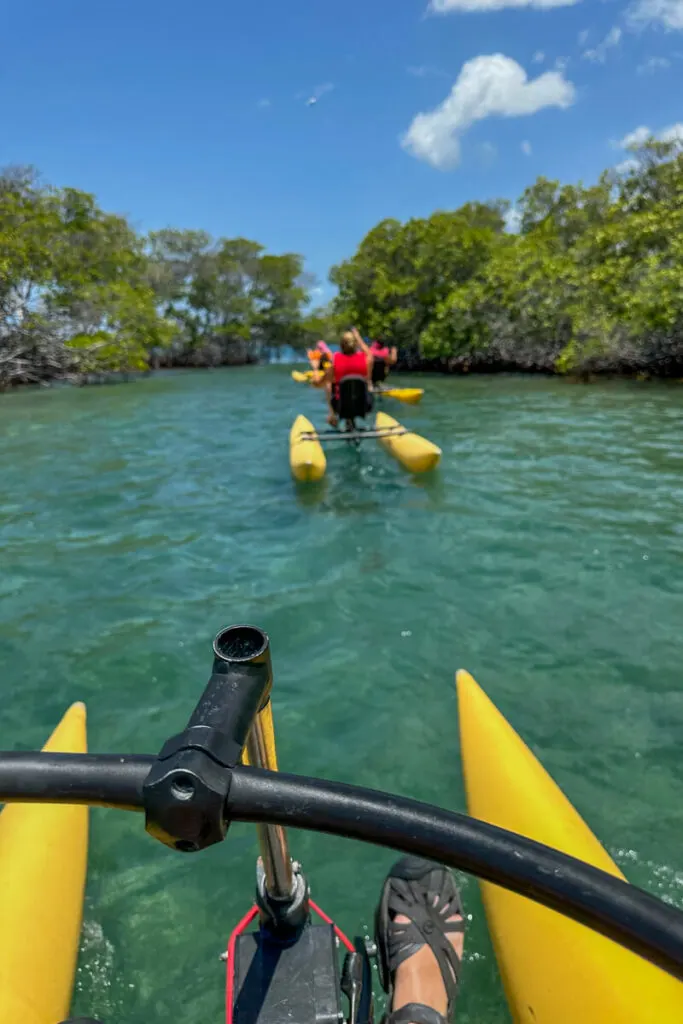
521,139,533,155
661,123,683,142
637,56,671,72
578,29,590,45
429,0,578,11
582,26,622,63
554,55,570,70
619,125,651,148
628,0,683,29
532,50,546,63
504,207,522,232
401,54,575,170
257,98,272,109
617,122,683,148
613,124,683,174
615,157,640,174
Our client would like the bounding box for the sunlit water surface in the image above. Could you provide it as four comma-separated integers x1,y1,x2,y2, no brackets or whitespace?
1,367,682,1022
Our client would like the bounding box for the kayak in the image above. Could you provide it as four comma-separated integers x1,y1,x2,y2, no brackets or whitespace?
289,414,326,483
377,387,424,406
457,671,683,1023
374,411,441,473
0,702,89,1024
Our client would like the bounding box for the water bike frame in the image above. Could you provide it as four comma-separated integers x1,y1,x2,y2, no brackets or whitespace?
301,423,407,445
2,624,683,1024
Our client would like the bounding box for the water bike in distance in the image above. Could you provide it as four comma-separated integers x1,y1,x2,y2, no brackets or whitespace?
289,377,441,482
2,623,683,1024
372,384,425,406
291,370,314,383
292,369,424,407
368,347,424,406
291,344,334,388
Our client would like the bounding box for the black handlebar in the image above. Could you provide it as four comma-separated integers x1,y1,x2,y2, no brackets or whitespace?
2,751,683,982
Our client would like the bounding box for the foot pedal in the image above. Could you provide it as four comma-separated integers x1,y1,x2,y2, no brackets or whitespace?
341,938,374,1024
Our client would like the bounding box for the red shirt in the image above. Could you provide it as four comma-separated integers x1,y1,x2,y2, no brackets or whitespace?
333,351,367,383
371,342,390,360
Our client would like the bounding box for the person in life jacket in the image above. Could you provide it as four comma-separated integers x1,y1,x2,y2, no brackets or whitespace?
308,342,333,373
323,328,374,427
369,339,398,386
307,341,333,386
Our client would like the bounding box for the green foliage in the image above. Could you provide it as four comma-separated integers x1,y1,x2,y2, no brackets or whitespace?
0,167,174,386
145,230,313,367
333,141,683,376
297,304,338,349
330,204,505,352
1,170,313,387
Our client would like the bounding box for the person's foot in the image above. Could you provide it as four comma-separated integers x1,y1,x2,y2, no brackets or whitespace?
391,902,465,1021
375,857,466,1024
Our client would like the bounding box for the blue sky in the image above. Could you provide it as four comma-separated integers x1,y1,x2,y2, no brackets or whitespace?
3,0,682,299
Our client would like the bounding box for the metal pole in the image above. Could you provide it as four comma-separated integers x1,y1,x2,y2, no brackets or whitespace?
245,706,294,899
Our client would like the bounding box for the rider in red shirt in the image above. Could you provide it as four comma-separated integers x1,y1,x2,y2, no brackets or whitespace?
334,346,367,383
369,339,398,385
324,328,373,426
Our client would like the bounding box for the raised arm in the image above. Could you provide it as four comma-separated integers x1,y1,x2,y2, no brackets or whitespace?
351,327,371,355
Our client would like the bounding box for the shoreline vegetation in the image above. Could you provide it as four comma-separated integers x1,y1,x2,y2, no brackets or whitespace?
0,166,327,391
2,141,683,391
330,140,683,380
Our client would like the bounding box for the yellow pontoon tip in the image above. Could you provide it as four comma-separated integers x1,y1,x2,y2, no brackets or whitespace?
43,701,88,754
456,669,683,1023
0,702,89,1024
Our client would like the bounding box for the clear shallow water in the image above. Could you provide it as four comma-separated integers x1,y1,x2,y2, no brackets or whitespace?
1,367,682,1023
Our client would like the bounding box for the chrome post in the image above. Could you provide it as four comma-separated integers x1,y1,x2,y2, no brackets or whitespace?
245,712,294,899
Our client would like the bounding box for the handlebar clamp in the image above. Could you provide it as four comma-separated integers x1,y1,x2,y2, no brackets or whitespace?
142,625,272,852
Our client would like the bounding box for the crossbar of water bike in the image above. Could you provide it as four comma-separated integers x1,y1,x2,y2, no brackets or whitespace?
2,754,683,981
301,427,407,444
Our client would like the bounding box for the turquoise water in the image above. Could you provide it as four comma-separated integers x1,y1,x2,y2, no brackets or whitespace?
1,367,683,1022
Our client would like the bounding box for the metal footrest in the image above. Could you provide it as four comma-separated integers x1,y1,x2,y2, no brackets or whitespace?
302,427,407,444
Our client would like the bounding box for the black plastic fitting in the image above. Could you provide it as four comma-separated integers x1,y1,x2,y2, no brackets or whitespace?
143,625,272,852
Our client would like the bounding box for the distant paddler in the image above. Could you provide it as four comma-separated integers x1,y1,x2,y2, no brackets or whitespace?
307,341,333,385
323,328,374,428
369,338,397,388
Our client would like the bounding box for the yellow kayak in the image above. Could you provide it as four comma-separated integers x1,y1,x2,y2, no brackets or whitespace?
457,671,683,1023
374,411,441,474
378,387,424,406
0,703,89,1024
290,415,326,482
